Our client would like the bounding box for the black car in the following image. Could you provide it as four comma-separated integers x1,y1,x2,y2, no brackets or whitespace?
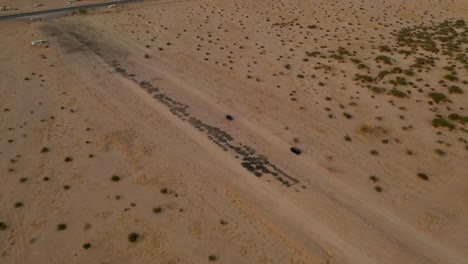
290,147,301,155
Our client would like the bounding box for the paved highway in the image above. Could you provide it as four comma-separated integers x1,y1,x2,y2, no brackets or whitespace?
0,0,142,20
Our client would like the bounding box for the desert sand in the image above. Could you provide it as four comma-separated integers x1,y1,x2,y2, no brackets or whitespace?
1,0,467,263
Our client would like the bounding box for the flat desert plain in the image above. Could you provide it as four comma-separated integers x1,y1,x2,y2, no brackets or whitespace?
0,0,467,263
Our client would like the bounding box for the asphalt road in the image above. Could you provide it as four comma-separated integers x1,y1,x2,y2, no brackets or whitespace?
0,0,142,20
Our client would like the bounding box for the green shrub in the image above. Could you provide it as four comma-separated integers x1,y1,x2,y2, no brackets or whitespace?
428,92,447,103
448,113,468,123
355,74,374,83
208,255,218,261
57,223,67,231
403,69,414,76
444,74,458,81
432,117,455,130
448,85,463,94
369,86,386,94
78,8,87,14
375,55,393,64
379,45,391,52
389,88,406,98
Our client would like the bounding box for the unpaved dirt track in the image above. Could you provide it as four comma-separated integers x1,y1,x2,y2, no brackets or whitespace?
1,0,467,263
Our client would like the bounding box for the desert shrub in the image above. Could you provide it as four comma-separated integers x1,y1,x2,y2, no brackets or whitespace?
432,117,455,130
78,8,87,14
343,112,353,119
153,207,163,213
374,186,383,192
355,74,374,83
403,69,414,76
14,202,23,208
128,232,139,242
284,64,291,70
307,25,317,29
379,45,391,52
369,176,379,182
389,88,407,98
417,173,429,180
0,222,8,231
208,255,218,261
64,157,73,162
344,135,352,141
370,150,379,156
394,77,408,86
306,51,321,57
444,74,458,81
369,86,386,94
160,187,169,194
41,147,49,153
111,175,121,182
57,224,67,231
428,92,447,103
391,67,403,74
220,219,228,225
448,85,463,94
82,243,91,249
377,70,390,79
448,113,468,123
375,55,393,64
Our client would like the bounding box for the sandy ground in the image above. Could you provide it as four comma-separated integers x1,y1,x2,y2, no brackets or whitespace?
1,0,467,263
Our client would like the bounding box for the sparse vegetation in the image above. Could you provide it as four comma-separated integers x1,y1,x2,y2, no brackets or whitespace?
428,92,447,103
432,117,456,130
41,147,50,153
128,232,139,242
82,243,91,249
417,173,429,181
111,175,121,182
57,224,67,231
0,222,8,231
389,88,407,98
448,85,463,94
